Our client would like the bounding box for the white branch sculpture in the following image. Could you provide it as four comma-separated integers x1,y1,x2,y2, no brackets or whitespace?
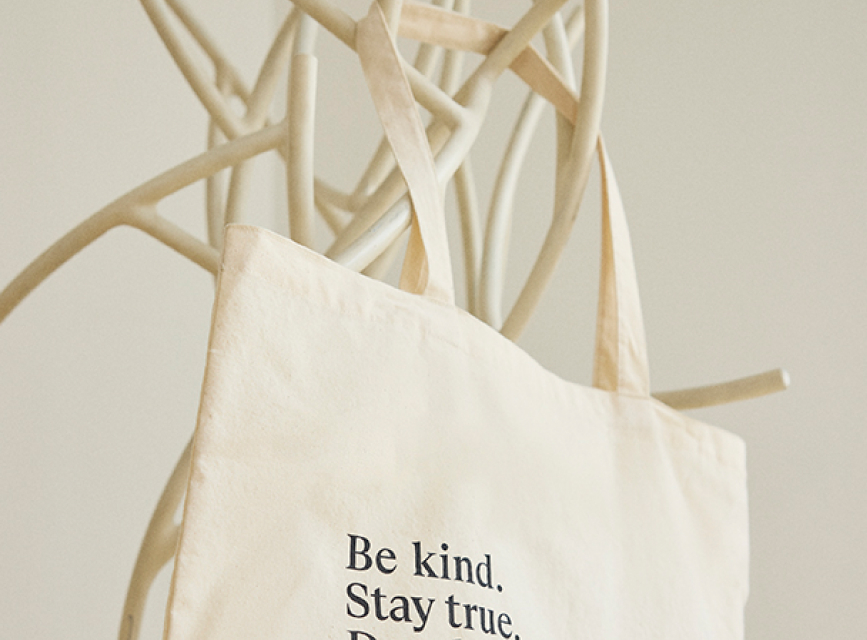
0,2,788,638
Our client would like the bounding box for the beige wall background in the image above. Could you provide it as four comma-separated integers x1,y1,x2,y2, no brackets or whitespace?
1,1,864,638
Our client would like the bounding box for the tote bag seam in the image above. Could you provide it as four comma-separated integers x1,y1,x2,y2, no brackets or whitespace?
215,262,746,471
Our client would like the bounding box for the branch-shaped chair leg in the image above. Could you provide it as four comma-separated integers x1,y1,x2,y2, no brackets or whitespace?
0,124,285,323
118,440,192,640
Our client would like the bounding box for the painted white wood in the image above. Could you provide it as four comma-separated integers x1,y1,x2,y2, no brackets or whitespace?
0,3,791,638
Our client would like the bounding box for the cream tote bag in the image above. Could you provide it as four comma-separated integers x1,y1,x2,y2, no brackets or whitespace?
163,5,749,639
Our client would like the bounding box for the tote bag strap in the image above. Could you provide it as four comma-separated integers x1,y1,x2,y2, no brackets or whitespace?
592,138,651,396
356,2,455,305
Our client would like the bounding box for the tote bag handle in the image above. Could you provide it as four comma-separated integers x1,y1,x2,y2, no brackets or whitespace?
357,4,648,394
593,138,651,397
356,2,455,305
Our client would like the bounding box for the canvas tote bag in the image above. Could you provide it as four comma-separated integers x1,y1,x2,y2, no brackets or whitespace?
163,4,749,639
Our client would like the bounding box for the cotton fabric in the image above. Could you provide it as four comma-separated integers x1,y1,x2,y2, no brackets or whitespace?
163,5,749,639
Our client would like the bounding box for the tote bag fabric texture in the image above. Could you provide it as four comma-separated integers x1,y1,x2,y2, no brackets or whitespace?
163,5,749,639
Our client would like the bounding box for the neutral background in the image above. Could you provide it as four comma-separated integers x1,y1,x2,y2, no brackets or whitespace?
1,1,864,638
